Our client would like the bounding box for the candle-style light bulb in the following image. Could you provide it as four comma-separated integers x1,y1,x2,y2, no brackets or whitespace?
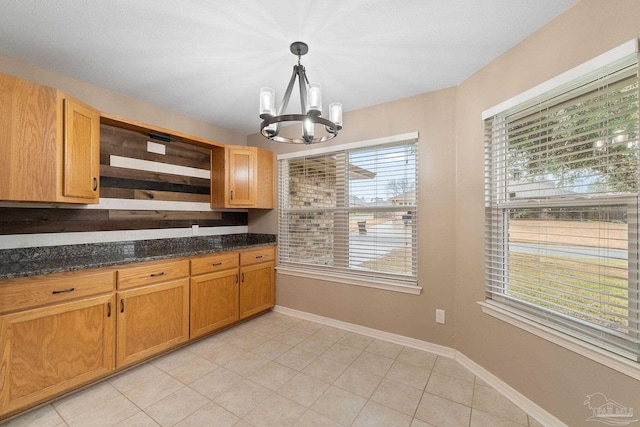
307,83,322,114
303,118,314,143
259,87,275,116
329,102,343,129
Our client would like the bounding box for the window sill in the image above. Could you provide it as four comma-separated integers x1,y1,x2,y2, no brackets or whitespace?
479,301,640,381
276,266,422,295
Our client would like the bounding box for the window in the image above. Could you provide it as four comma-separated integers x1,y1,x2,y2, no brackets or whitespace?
484,44,640,361
278,133,419,292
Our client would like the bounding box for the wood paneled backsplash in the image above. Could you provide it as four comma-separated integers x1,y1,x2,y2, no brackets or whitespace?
0,124,248,236
100,124,212,200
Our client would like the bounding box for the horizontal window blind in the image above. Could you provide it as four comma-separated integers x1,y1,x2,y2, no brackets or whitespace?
485,52,640,361
279,139,418,286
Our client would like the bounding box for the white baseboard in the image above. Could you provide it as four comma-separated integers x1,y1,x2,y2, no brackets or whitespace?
454,353,566,426
273,305,566,427
273,305,455,358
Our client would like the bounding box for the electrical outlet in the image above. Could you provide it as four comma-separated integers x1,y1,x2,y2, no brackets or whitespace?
435,309,445,324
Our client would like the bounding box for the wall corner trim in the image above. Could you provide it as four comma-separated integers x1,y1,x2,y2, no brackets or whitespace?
272,305,566,426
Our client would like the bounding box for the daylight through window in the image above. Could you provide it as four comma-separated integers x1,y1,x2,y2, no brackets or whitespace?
278,135,418,289
484,51,640,361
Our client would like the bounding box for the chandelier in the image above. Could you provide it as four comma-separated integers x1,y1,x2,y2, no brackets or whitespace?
259,41,342,144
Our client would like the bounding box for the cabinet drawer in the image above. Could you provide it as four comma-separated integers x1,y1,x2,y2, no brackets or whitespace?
240,246,275,266
117,259,189,290
191,251,239,276
0,268,115,315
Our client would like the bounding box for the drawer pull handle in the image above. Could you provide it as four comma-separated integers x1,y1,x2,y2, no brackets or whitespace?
120,299,125,313
93,177,98,191
230,190,234,200
150,272,165,277
241,272,245,283
235,273,239,284
107,302,112,317
52,287,75,294
255,255,263,259
212,262,223,266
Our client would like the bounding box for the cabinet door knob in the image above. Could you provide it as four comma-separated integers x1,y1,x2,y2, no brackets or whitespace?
52,287,75,294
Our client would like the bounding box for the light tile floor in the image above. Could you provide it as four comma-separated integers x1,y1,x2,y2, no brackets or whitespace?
2,311,546,427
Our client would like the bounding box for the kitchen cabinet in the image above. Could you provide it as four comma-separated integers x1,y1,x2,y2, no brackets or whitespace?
0,245,274,420
0,268,115,419
239,246,276,319
63,97,100,201
116,259,190,367
211,145,274,209
190,251,240,338
0,72,100,203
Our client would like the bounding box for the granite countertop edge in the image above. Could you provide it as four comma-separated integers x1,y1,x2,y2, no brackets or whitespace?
0,234,277,280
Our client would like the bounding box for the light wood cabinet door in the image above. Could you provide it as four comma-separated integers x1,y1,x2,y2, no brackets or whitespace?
190,270,239,338
0,73,100,204
239,261,275,320
228,146,256,206
63,97,100,201
0,73,61,203
116,279,189,367
0,294,115,418
210,145,274,209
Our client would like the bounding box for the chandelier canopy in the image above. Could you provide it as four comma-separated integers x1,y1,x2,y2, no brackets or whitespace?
259,41,342,144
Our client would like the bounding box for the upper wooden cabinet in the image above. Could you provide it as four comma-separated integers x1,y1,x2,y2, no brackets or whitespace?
211,145,274,209
0,73,99,204
63,98,100,200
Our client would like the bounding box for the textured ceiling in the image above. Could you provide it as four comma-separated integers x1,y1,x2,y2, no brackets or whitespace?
0,0,577,135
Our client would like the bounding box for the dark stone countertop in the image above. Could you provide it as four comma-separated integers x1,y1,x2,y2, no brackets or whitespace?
0,233,276,280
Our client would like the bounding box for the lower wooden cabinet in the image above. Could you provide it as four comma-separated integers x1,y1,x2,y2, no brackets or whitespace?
240,261,275,320
116,278,189,367
0,294,115,416
0,246,274,420
190,270,239,338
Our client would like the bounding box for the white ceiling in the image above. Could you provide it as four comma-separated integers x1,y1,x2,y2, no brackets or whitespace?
0,0,577,136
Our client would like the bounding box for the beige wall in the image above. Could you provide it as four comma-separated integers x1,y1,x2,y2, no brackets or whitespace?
249,1,640,424
0,53,245,146
3,1,640,422
455,0,640,424
248,87,458,347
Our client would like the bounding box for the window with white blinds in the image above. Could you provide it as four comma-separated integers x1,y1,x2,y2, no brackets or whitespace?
484,50,640,361
278,136,418,289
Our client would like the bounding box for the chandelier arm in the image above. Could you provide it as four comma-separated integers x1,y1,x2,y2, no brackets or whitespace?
297,65,312,142
297,65,308,114
278,66,299,117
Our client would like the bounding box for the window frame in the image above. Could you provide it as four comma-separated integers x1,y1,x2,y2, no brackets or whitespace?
482,39,640,371
276,132,421,295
